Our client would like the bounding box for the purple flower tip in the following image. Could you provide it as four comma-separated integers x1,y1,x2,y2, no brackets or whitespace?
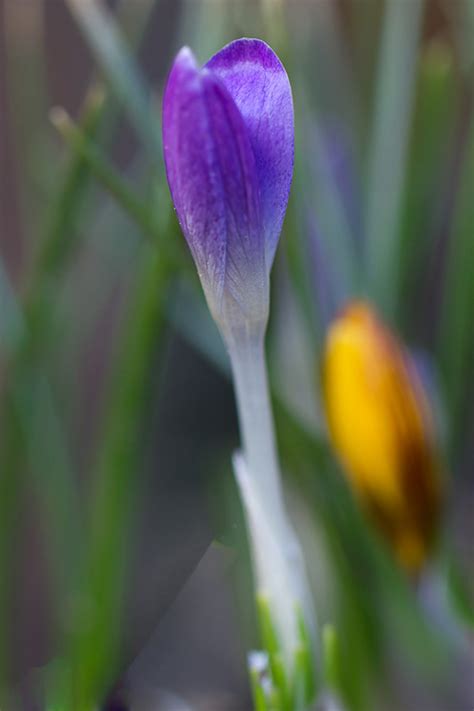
162,38,294,335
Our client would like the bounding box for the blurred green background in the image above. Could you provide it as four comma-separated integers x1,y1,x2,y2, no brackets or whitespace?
0,0,473,709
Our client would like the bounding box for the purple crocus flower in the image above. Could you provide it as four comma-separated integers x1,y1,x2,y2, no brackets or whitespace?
163,40,315,681
162,38,294,339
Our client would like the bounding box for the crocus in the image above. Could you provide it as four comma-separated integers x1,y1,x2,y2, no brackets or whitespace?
162,38,294,341
163,39,315,694
322,301,442,572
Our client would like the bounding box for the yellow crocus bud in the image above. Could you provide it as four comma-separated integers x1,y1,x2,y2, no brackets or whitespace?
322,301,442,573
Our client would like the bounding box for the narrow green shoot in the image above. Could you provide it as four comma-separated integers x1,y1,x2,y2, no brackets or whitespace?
253,596,317,711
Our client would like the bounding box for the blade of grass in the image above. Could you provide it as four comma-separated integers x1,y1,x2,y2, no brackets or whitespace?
1,1,161,695
0,381,23,690
0,259,25,352
304,0,360,132
4,0,156,231
50,107,160,242
4,0,52,240
0,291,81,690
397,41,457,334
0,86,106,688
65,0,162,164
11,369,82,602
32,0,159,287
438,103,474,460
30,85,107,290
116,0,160,45
365,0,423,319
322,624,342,699
66,239,173,708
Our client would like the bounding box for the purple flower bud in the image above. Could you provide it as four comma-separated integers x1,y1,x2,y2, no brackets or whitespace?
162,39,294,337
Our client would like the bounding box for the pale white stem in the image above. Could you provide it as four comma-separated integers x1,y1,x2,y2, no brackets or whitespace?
227,327,316,666
228,330,287,531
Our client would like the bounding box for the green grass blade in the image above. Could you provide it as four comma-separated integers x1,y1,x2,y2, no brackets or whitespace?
11,371,82,594
322,624,342,695
51,107,159,241
0,259,25,353
397,41,457,332
365,0,424,318
0,85,107,689
0,384,23,688
67,240,172,707
438,113,474,458
33,86,107,282
65,0,162,163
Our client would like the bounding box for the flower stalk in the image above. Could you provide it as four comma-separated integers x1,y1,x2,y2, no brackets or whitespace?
228,328,286,528
229,323,316,707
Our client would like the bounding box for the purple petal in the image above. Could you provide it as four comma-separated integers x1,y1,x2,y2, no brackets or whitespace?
162,47,266,322
206,38,294,266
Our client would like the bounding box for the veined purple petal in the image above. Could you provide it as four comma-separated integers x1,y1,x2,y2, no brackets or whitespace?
162,47,266,326
206,38,294,266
